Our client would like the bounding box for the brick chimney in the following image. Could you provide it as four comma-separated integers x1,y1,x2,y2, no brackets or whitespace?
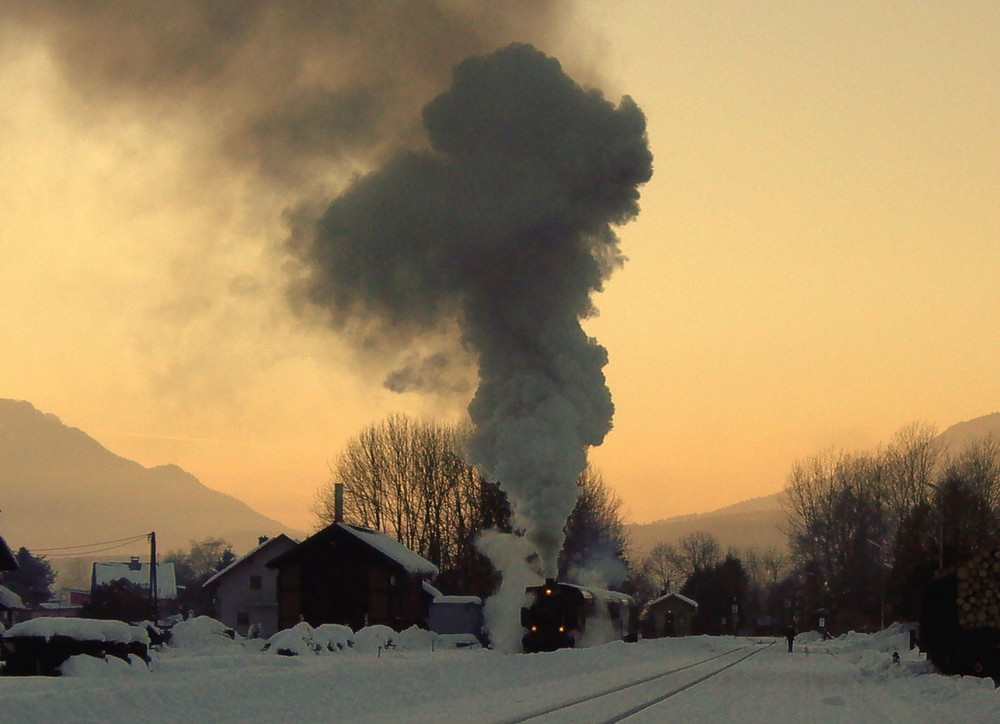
335,483,344,523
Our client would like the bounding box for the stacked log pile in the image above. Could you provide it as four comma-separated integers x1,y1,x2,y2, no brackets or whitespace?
956,548,1000,630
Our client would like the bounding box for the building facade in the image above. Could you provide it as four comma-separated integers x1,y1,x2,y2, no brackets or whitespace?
202,534,297,638
640,592,699,638
267,523,438,632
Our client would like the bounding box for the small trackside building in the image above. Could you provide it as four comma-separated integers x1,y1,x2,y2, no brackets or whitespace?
266,523,439,632
640,592,699,638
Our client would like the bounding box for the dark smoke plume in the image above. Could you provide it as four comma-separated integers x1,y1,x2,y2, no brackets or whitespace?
1,1,567,184
292,43,652,574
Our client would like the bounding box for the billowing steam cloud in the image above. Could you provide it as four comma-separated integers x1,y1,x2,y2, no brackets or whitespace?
0,1,570,411
292,43,652,574
0,1,567,185
5,2,651,576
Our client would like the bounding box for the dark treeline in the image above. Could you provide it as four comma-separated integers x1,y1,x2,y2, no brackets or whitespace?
629,422,1000,635
782,423,1000,629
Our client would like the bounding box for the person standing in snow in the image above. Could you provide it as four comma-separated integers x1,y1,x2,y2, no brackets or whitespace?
786,625,795,653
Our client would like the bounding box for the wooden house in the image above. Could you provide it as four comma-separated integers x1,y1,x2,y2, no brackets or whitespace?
0,532,22,626
267,523,439,632
0,585,26,627
640,592,699,638
202,534,297,638
0,533,17,574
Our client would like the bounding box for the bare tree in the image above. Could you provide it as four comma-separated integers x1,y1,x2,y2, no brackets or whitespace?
314,414,511,595
882,422,944,537
758,546,789,586
671,532,722,580
642,541,682,594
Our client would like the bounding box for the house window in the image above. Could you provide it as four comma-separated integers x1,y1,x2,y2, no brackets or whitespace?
249,575,262,590
237,612,250,627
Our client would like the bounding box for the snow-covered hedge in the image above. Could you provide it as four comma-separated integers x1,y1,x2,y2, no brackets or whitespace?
4,617,149,645
262,622,355,656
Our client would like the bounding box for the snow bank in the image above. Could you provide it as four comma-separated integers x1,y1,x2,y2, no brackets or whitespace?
0,627,997,722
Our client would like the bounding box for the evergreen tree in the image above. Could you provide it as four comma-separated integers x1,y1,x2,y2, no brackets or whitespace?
4,547,56,608
80,579,151,622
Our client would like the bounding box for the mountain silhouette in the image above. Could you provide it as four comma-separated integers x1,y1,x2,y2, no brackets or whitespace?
0,399,304,559
627,412,1000,557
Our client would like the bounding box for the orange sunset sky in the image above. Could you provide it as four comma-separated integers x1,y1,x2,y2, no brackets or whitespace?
2,1,998,534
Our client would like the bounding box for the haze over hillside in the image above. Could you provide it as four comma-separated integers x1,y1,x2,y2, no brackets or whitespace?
628,412,1000,558
627,494,787,557
0,399,305,558
5,397,998,587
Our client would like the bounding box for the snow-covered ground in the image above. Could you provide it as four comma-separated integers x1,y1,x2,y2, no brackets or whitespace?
1,619,997,723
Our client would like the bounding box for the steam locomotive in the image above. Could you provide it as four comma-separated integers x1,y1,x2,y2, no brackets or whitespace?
520,579,638,653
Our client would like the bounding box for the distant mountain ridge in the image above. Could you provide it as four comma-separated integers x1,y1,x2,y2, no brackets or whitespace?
628,412,1000,557
0,399,305,558
627,493,787,557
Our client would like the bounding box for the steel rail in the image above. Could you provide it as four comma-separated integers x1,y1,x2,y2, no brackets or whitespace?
500,640,773,724
604,641,773,722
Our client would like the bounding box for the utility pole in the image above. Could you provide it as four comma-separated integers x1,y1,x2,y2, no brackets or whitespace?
867,539,887,631
149,531,158,623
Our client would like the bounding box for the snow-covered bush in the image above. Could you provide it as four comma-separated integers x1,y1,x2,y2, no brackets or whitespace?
59,653,149,677
394,625,435,651
262,622,317,656
167,616,243,652
311,623,353,652
352,625,396,654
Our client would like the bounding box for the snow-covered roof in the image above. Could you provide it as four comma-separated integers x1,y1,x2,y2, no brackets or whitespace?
92,561,177,599
203,534,297,589
0,533,16,571
338,524,438,577
422,581,443,598
647,592,698,610
554,582,634,605
0,585,26,610
432,595,482,605
5,617,149,644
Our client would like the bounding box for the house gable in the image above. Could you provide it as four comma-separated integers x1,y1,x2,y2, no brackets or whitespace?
267,523,437,632
202,534,297,638
0,534,17,572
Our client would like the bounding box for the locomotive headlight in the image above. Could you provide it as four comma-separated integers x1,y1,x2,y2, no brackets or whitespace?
558,626,565,633
531,626,538,632
545,589,552,596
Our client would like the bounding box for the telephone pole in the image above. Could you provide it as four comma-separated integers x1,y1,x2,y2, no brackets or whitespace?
149,531,158,623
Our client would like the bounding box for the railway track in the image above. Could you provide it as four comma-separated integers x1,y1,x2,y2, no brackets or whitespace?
499,640,775,724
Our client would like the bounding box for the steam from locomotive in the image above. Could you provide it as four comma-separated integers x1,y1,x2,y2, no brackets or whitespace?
291,43,652,577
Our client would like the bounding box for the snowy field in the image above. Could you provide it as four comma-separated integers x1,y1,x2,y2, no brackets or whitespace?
2,618,998,723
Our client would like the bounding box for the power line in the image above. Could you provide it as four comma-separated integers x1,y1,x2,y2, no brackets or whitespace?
32,533,150,556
